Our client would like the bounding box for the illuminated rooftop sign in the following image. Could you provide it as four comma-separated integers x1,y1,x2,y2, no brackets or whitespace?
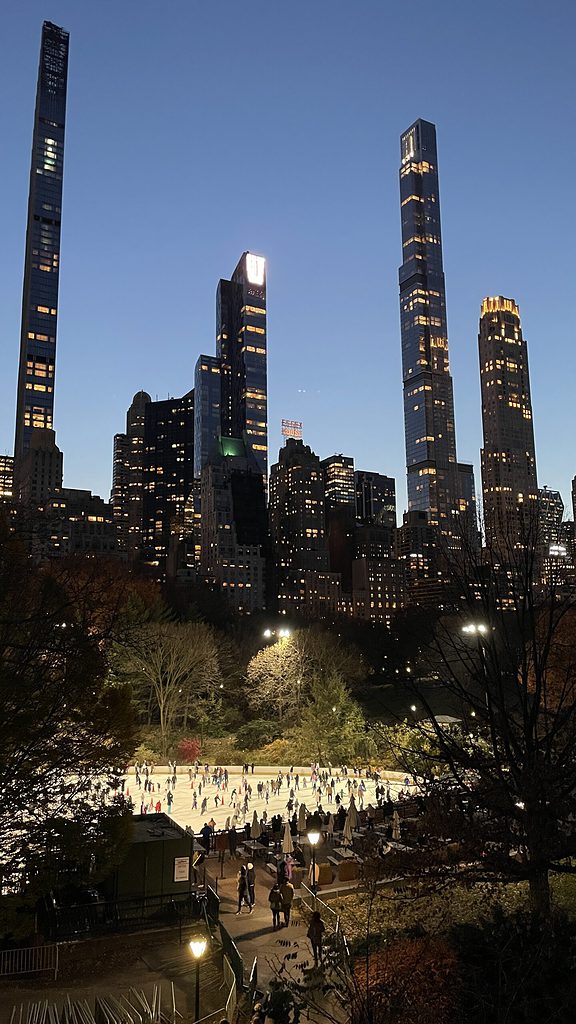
245,253,266,286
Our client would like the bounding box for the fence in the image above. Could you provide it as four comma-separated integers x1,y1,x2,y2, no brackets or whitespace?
43,891,210,942
298,884,351,973
0,943,59,980
219,922,245,989
195,954,236,1024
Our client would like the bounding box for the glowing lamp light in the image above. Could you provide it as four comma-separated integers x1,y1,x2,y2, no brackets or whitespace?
189,937,207,960
307,830,320,847
263,629,272,638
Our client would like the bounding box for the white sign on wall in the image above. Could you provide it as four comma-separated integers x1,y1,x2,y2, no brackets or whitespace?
173,856,190,883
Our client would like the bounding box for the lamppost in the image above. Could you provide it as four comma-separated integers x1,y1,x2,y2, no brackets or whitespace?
462,622,489,711
263,627,291,641
307,823,321,896
189,936,207,1023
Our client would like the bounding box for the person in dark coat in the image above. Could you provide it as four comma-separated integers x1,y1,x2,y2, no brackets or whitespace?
236,866,252,914
246,861,256,906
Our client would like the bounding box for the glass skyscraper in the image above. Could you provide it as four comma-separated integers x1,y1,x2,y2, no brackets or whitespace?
194,354,221,478
398,119,462,538
14,21,69,471
479,296,538,551
217,252,268,477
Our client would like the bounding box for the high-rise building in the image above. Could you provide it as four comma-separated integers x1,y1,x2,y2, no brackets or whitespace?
14,22,69,485
111,390,150,555
398,119,462,539
217,252,267,476
17,427,63,507
269,439,329,572
200,437,267,613
479,296,538,551
142,392,195,574
355,471,396,528
572,476,576,537
194,355,221,478
0,457,14,505
538,487,564,554
322,454,355,508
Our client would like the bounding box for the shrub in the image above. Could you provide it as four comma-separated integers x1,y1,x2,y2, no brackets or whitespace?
133,743,161,765
177,737,202,764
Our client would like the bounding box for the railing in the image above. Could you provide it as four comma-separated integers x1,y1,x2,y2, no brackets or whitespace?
298,883,351,973
43,892,208,941
219,922,245,989
247,956,258,1005
195,954,236,1024
0,943,59,980
206,884,220,924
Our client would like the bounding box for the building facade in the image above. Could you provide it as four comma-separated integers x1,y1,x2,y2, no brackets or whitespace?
111,390,150,556
14,22,69,486
398,119,463,541
142,392,195,575
194,355,221,478
479,296,538,552
217,252,268,477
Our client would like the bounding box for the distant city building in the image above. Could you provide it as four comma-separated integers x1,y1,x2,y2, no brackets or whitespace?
14,22,69,493
352,556,402,625
200,437,267,613
111,390,150,556
538,487,564,552
322,454,355,508
479,297,538,552
572,476,576,542
42,488,117,559
142,392,195,575
398,119,465,541
217,252,268,476
0,456,14,504
396,510,445,608
194,355,221,478
17,428,63,507
269,439,329,572
355,471,396,527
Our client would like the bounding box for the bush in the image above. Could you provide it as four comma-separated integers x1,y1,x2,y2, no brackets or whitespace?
133,743,161,765
201,737,239,765
235,719,281,750
177,737,202,764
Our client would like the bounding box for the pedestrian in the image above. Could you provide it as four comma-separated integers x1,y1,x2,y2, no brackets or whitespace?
246,861,256,906
279,878,294,926
155,799,161,813
236,866,252,915
268,882,282,930
307,910,325,964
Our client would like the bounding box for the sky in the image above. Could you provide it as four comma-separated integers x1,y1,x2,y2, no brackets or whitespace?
1,0,575,520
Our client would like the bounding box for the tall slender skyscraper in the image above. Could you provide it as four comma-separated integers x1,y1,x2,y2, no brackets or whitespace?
14,22,69,478
398,119,462,538
217,252,268,476
479,296,538,551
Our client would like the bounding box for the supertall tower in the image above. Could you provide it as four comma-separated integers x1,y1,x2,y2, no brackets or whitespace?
14,22,69,475
217,252,268,476
398,119,462,538
479,296,538,550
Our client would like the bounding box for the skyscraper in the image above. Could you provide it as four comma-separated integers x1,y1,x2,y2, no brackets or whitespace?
398,119,463,539
14,22,69,481
322,454,355,509
111,390,151,555
194,355,221,478
217,253,268,476
141,392,195,574
355,471,396,528
479,296,538,551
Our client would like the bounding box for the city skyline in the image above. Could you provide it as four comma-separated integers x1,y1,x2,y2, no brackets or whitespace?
1,4,575,520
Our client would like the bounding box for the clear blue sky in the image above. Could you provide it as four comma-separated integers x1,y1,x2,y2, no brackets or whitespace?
1,1,575,519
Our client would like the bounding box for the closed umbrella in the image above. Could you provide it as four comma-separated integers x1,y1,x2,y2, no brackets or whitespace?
298,803,307,833
326,813,334,837
392,809,401,841
347,795,360,830
250,810,261,839
225,815,231,830
342,814,353,847
282,821,294,854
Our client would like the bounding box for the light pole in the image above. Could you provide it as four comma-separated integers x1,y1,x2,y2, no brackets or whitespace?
307,827,320,896
189,937,207,1023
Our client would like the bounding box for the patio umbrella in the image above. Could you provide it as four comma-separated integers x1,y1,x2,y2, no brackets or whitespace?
326,813,334,836
282,821,294,854
250,810,261,839
225,815,231,830
392,809,401,841
347,795,360,830
342,814,353,847
298,803,307,833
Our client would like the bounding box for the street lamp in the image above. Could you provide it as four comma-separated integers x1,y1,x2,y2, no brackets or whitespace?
189,937,207,1023
307,828,320,895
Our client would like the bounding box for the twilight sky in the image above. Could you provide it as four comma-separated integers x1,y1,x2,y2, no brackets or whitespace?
1,0,575,519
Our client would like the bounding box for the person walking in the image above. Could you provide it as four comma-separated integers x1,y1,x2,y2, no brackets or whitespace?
236,866,252,915
307,910,326,965
268,882,282,930
246,861,256,906
279,878,294,927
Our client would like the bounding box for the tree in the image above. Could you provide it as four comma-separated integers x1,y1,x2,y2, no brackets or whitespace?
296,674,366,764
0,526,137,918
378,515,576,919
124,621,220,754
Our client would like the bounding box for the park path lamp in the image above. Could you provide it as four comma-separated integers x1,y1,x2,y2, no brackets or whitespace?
307,815,321,897
462,622,490,709
189,936,207,1023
